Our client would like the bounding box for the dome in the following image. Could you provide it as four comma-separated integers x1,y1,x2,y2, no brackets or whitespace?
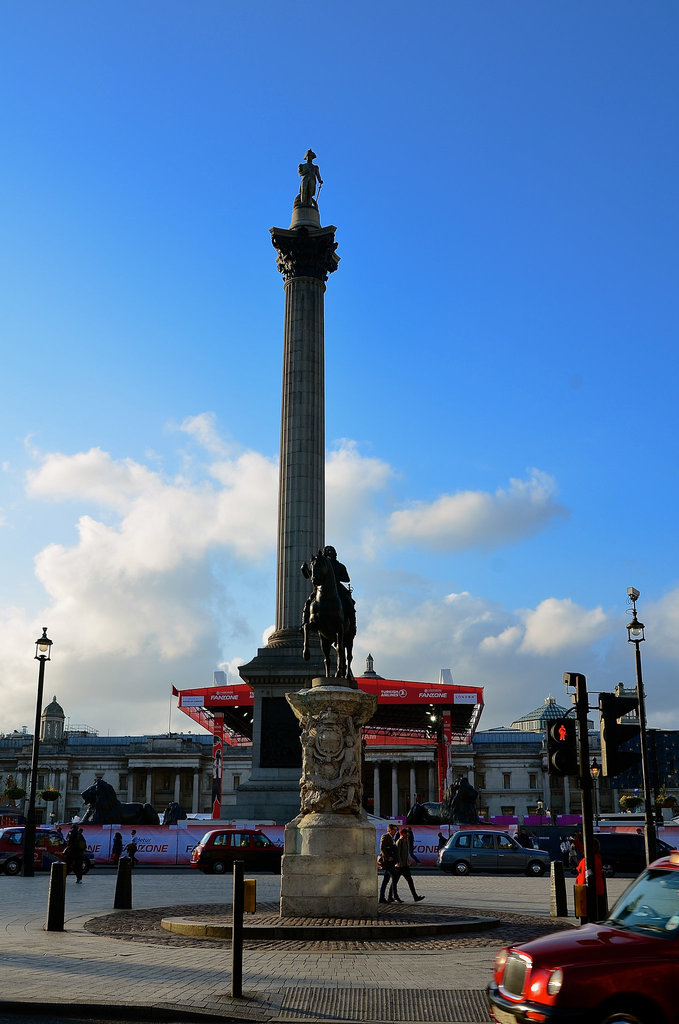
510,695,569,732
43,695,64,718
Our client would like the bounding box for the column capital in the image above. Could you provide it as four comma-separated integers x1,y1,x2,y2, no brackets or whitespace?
270,225,340,283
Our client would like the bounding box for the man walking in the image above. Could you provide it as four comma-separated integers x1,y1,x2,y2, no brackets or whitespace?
65,824,84,883
396,827,425,902
378,823,401,904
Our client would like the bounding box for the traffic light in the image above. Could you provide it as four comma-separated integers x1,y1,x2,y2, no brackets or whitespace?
547,718,579,776
599,691,641,777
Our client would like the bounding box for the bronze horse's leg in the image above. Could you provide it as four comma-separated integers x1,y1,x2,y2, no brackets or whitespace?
302,620,310,661
320,633,333,678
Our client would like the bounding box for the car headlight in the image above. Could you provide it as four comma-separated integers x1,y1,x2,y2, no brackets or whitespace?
546,969,563,996
494,949,509,974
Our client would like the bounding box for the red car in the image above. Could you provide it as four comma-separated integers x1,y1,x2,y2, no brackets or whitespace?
190,828,282,874
0,826,93,876
489,849,679,1024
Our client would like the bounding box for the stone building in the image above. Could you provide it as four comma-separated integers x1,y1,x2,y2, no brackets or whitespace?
0,696,252,825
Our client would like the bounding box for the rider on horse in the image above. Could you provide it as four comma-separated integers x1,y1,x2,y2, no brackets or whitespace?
301,545,356,638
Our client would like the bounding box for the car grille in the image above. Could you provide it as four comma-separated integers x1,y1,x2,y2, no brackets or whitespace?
502,952,529,998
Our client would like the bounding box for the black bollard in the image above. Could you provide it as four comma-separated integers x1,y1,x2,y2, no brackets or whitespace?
45,861,67,931
231,859,244,998
549,860,568,918
114,856,132,909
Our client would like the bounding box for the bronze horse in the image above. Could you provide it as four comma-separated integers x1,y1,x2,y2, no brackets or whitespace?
302,549,355,680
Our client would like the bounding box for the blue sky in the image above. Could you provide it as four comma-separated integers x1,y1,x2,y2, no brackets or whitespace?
1,1,678,737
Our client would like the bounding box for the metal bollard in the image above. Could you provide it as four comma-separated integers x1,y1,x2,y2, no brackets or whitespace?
231,860,244,998
114,856,132,909
45,861,67,931
549,860,568,917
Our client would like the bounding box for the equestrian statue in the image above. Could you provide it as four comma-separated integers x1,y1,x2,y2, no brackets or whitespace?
301,545,356,680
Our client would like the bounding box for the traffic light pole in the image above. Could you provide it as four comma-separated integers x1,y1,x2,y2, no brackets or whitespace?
565,672,597,923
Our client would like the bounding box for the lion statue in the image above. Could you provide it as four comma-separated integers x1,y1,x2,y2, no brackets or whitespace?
162,801,187,825
80,778,160,826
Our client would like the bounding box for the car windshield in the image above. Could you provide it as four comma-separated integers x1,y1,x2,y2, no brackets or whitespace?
607,868,679,936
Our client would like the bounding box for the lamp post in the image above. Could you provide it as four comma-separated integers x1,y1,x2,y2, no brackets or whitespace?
626,589,656,865
590,757,601,825
21,628,52,877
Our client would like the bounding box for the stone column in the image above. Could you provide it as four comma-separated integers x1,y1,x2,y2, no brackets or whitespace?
145,772,152,805
391,764,399,817
235,172,340,825
173,773,181,804
428,763,436,801
192,770,200,813
372,764,381,818
409,766,417,810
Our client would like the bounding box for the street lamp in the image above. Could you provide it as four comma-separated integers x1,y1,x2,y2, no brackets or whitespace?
21,628,53,877
626,589,656,864
590,757,601,825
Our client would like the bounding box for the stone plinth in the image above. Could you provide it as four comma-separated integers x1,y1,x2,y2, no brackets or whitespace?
280,812,377,918
280,679,378,918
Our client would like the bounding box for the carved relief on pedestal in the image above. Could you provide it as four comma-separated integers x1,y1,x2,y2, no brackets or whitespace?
286,685,377,819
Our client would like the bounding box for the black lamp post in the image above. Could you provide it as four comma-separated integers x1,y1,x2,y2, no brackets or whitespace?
626,589,656,865
21,628,52,877
590,757,601,825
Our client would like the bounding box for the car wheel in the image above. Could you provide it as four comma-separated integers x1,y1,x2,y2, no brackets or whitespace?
602,861,615,878
453,860,470,876
211,860,227,874
526,861,545,877
4,857,21,876
598,1006,649,1024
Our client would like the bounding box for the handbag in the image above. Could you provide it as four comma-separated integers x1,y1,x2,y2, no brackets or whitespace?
377,854,385,869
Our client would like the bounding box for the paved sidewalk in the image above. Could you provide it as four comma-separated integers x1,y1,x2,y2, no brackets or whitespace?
0,869,633,1022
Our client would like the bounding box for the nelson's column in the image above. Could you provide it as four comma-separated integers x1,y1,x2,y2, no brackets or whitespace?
235,151,340,823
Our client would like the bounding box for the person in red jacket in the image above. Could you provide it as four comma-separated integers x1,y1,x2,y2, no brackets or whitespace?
576,837,607,920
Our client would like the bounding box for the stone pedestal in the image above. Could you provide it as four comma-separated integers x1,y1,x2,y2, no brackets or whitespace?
280,812,377,918
279,679,378,918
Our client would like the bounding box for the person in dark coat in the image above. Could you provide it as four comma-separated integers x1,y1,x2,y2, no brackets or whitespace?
65,825,84,883
378,823,401,904
396,828,425,902
112,832,123,863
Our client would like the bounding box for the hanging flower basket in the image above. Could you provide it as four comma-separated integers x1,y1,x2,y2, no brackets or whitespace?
3,786,26,801
619,794,643,813
38,789,61,802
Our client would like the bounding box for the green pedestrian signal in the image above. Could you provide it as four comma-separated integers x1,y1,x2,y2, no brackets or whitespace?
546,718,578,776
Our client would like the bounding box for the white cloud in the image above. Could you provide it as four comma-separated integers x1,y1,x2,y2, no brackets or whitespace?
519,598,610,655
387,469,567,550
326,440,394,559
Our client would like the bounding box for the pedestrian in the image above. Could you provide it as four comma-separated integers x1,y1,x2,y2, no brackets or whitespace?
112,831,123,864
396,828,425,902
406,826,420,865
516,826,531,848
437,831,447,851
559,835,572,867
378,823,401,904
576,837,607,920
65,824,84,883
125,829,139,868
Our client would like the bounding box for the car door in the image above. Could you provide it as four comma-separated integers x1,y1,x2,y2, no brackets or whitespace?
470,832,498,871
496,833,525,872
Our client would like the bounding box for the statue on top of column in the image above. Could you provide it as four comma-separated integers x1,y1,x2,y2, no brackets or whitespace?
301,545,356,680
295,149,323,209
